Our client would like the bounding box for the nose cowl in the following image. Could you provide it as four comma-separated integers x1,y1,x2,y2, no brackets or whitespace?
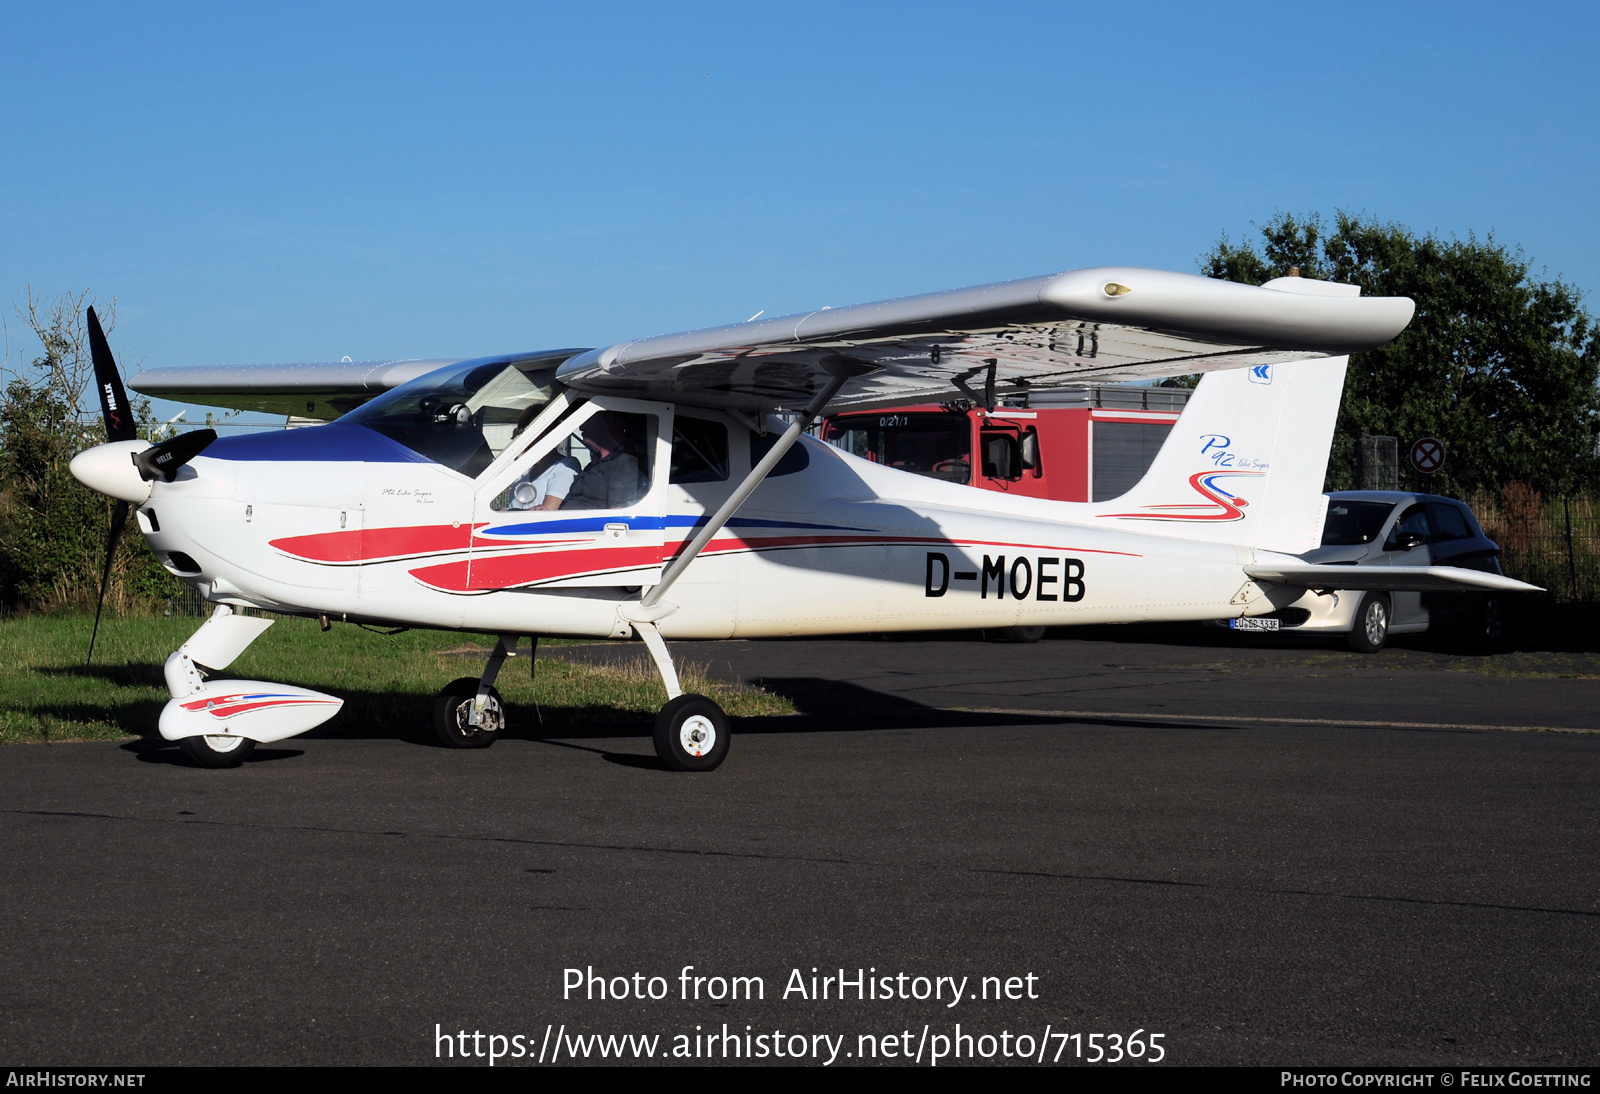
70,441,154,504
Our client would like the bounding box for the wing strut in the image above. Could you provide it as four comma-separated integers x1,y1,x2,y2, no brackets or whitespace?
638,371,851,611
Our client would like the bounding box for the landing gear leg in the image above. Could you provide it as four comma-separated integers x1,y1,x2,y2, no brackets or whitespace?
434,634,527,749
636,621,729,771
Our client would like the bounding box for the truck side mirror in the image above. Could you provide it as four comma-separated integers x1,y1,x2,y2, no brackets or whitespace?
1020,428,1040,476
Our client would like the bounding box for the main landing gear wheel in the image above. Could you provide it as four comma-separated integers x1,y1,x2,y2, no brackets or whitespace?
1348,592,1391,654
653,694,730,772
433,676,504,749
996,626,1047,643
178,734,256,768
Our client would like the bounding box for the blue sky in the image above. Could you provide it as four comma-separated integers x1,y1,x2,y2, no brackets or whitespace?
2,2,1595,420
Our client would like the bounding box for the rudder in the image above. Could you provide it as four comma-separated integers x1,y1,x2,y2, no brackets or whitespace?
1088,357,1348,555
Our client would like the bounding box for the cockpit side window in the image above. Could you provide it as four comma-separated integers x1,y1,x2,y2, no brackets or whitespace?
342,352,579,475
490,409,658,512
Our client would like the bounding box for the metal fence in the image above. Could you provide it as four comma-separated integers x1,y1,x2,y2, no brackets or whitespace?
1326,434,1400,492
1465,488,1600,603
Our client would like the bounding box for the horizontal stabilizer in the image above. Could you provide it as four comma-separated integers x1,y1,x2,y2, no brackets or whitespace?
1245,564,1542,594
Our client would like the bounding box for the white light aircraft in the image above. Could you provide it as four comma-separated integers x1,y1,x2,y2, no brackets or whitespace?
70,267,1539,770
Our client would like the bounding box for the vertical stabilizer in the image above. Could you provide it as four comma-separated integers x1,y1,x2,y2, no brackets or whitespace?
1088,357,1348,554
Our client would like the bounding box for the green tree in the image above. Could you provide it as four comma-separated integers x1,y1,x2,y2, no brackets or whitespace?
0,291,179,613
1201,212,1600,497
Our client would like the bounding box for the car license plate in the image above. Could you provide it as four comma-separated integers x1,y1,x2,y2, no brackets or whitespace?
1230,617,1280,631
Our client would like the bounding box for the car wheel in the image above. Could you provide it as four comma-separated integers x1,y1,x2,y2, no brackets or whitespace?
1475,597,1507,650
1347,592,1390,654
178,733,256,768
433,677,503,749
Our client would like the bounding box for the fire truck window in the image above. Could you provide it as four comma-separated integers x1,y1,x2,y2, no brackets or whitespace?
821,413,970,484
1092,421,1173,502
982,433,1021,480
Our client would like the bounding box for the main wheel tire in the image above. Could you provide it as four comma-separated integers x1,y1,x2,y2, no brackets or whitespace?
995,625,1047,644
653,694,730,772
1347,592,1391,654
178,733,256,768
433,676,504,749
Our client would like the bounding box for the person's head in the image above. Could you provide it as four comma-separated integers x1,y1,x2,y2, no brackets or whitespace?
513,402,542,437
580,413,622,458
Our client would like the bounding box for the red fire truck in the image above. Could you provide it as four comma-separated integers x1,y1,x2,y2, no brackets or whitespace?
819,384,1191,503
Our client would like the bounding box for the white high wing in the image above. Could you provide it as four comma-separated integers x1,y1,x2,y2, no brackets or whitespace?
70,267,1537,770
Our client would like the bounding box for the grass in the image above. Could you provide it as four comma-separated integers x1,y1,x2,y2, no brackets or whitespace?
0,612,794,745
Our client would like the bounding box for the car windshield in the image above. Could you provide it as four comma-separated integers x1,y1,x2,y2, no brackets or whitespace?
342,352,580,475
822,412,970,483
1322,500,1396,545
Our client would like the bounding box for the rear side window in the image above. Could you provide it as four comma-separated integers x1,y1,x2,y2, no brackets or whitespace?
1426,501,1473,542
671,417,729,483
1321,500,1395,545
751,431,810,477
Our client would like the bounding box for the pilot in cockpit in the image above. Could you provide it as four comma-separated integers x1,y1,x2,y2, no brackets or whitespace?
561,413,644,510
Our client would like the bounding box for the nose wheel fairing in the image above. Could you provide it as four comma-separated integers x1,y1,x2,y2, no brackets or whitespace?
159,606,344,747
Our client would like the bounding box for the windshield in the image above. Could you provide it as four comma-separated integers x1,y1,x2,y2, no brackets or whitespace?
343,351,582,475
822,412,971,484
1322,499,1396,545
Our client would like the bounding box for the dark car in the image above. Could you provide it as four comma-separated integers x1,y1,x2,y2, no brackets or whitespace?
1223,491,1507,652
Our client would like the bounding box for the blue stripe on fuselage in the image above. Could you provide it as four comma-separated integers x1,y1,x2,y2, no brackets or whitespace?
485,514,871,536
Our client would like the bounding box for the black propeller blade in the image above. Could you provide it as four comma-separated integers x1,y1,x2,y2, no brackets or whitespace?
86,305,136,664
133,428,217,483
87,500,128,665
87,307,137,443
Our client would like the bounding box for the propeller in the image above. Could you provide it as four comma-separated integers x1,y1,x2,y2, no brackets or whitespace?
84,307,219,663
86,307,135,664
84,306,217,663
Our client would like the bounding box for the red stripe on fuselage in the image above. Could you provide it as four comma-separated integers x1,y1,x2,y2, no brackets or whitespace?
264,522,582,564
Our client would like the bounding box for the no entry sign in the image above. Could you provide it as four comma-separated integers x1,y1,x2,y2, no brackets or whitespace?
1410,437,1446,474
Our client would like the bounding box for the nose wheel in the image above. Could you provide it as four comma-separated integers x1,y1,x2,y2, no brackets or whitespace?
654,694,730,771
178,733,256,768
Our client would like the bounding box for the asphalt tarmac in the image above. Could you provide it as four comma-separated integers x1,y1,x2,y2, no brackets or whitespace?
3,628,1598,1067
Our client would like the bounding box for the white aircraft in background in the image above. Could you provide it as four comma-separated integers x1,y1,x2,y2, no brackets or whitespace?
69,267,1537,770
